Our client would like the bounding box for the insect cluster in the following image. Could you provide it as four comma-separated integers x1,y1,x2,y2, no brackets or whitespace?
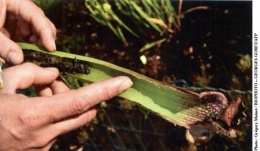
23,50,90,74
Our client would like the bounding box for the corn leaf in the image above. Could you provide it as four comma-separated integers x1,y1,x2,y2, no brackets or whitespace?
18,43,229,129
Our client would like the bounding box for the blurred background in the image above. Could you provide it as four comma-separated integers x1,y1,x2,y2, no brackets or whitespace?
31,0,252,150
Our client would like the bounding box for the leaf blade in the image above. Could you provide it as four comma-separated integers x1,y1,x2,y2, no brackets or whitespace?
18,43,229,129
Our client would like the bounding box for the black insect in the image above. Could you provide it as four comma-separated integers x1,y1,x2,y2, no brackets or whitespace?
71,58,90,74
23,49,90,74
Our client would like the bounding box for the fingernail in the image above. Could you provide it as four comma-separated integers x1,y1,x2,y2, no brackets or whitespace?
119,79,133,93
46,67,58,72
51,38,56,51
8,51,18,64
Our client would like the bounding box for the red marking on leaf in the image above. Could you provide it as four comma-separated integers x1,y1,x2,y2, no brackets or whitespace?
187,93,243,144
219,97,242,126
184,91,228,125
199,91,228,117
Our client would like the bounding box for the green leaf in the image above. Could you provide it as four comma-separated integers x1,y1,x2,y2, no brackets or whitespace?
139,38,167,53
129,1,163,34
108,11,139,37
85,0,139,40
18,43,229,130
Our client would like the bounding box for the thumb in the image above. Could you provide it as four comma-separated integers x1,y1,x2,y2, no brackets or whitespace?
1,63,59,94
0,32,23,64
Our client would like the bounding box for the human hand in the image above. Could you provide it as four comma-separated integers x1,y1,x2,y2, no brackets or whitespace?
0,63,132,150
0,0,56,64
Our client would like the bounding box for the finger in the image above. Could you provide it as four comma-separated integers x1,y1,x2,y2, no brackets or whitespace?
4,12,34,42
0,1,7,27
49,78,70,94
2,63,59,94
35,85,53,97
29,20,56,51
11,21,33,42
6,0,56,51
33,76,133,124
31,109,97,147
0,32,23,64
41,139,57,151
51,108,98,136
4,15,33,42
17,21,32,39
36,79,70,96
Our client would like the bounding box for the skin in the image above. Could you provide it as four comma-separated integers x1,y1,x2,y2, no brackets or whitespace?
0,0,133,150
0,0,56,64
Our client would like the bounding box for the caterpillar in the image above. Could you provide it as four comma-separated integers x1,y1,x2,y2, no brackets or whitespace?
23,49,90,74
